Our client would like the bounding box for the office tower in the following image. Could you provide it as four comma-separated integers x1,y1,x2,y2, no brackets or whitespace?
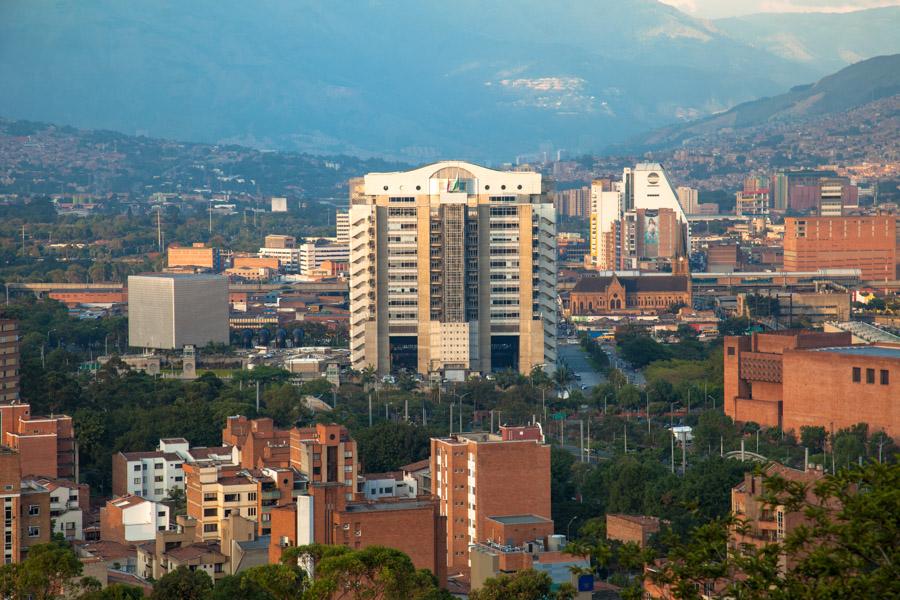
589,180,621,269
167,243,221,272
676,186,699,215
0,320,19,404
771,169,856,213
589,164,689,270
783,216,898,281
735,190,770,216
260,235,301,273
336,209,350,244
818,179,844,216
128,274,229,350
270,197,288,213
431,425,551,574
348,161,557,377
297,238,349,276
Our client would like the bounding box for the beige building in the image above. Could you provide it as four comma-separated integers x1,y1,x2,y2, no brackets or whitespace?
348,161,557,377
183,464,259,542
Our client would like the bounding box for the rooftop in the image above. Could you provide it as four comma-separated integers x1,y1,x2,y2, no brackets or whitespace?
343,499,433,514
488,514,553,525
810,345,900,359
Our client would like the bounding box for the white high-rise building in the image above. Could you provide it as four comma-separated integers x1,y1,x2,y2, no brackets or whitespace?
336,210,350,244
589,179,622,269
589,164,690,270
349,161,557,377
676,186,699,215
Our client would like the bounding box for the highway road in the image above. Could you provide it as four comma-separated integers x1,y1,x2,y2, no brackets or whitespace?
558,341,605,390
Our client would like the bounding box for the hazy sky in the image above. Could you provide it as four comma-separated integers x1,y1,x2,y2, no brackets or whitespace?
660,0,900,19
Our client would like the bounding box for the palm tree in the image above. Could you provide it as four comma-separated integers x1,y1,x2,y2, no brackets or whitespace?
360,365,376,392
554,362,575,396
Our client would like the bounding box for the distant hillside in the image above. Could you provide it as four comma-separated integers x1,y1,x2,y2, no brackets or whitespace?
4,0,894,161
714,7,900,74
636,54,900,149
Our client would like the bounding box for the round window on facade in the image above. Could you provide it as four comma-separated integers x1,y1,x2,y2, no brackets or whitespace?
383,185,389,191
415,185,421,191
501,185,506,190
517,184,522,190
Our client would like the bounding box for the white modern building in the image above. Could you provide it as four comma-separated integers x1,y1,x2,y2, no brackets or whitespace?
270,197,288,213
32,478,84,541
589,163,690,270
336,209,350,244
297,237,349,275
349,161,557,377
127,274,229,350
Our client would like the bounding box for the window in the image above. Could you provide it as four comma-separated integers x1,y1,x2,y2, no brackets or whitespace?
866,368,875,384
154,463,163,469
203,493,216,502
203,524,218,533
133,465,142,472
154,488,164,496
247,492,257,501
852,367,861,382
154,476,163,483
28,526,40,537
157,511,166,517
247,507,257,517
133,478,141,485
727,347,735,356
204,508,217,517
224,494,239,503
28,505,39,516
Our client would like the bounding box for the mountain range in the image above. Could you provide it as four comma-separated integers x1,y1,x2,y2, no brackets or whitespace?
1,1,898,161
635,54,900,149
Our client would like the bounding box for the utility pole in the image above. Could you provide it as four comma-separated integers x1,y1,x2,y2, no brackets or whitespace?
586,419,591,464
624,424,628,454
422,403,427,427
671,425,675,473
579,420,584,463
156,208,162,253
449,403,453,435
647,392,651,435
368,392,372,426
255,381,260,412
404,398,409,422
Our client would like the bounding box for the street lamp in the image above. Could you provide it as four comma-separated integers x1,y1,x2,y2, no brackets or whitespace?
566,516,579,540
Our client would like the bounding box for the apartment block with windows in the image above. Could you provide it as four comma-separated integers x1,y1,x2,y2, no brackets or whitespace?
184,464,259,542
0,404,76,480
430,425,551,574
349,161,557,377
290,423,358,500
19,479,50,561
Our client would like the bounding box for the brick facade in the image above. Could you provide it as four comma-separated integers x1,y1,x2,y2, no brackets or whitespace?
784,216,898,282
724,331,899,438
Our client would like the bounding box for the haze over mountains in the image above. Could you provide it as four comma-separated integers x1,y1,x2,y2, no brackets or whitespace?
1,1,898,161
637,53,900,149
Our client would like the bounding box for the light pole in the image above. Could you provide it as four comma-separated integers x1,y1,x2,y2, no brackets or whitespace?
457,392,470,433
566,516,579,541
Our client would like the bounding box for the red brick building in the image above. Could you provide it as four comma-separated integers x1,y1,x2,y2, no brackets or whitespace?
783,216,898,282
268,487,446,586
569,273,691,316
731,462,826,571
606,514,661,548
724,331,899,438
431,425,552,575
0,404,76,479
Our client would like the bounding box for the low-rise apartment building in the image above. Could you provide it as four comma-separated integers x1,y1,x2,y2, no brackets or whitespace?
100,495,170,544
0,404,76,479
30,477,87,541
431,424,552,574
